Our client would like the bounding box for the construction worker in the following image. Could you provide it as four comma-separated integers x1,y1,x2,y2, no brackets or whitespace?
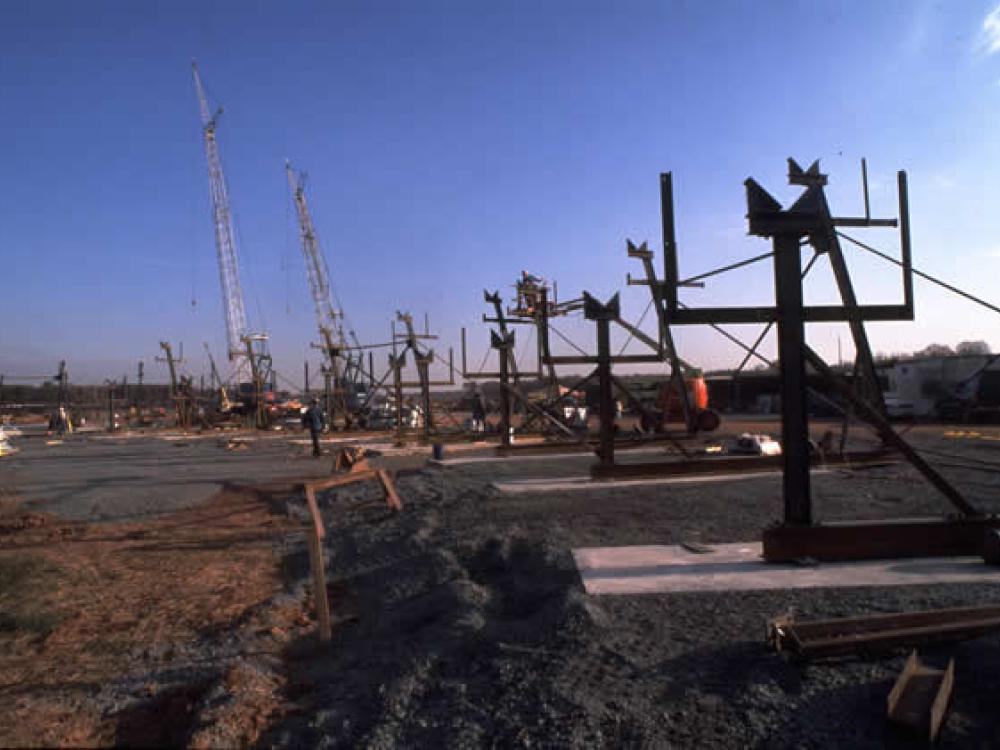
469,386,486,433
55,406,69,436
302,398,326,457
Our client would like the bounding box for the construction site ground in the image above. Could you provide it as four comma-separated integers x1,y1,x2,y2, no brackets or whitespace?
2,419,1000,747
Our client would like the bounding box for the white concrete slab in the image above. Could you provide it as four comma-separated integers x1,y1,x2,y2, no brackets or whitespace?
493,469,832,494
432,452,590,466
431,445,669,467
573,542,1000,595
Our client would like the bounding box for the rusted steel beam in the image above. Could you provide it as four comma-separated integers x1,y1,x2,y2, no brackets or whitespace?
768,605,1000,661
762,517,1000,562
590,448,898,480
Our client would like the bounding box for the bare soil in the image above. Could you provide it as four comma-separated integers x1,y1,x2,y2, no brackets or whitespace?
0,485,305,747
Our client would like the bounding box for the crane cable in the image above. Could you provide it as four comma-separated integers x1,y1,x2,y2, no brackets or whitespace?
548,323,588,356
616,297,655,357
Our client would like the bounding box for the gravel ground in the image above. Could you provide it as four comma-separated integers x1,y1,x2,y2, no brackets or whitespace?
0,430,431,522
5,420,1000,746
259,425,1000,748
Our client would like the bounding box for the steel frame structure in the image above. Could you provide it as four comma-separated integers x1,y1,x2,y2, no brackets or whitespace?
343,312,455,443
461,279,585,447
655,158,984,560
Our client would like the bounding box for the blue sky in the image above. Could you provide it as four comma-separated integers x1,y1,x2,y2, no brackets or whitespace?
2,1,1000,385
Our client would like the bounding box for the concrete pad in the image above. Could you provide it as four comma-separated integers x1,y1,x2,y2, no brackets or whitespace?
432,452,591,466
493,469,832,494
573,542,1000,595
432,446,682,467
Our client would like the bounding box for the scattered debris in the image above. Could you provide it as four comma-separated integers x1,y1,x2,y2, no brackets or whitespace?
332,445,372,473
728,433,782,456
679,541,714,554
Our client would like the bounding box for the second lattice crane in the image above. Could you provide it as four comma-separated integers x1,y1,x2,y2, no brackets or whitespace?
286,162,362,428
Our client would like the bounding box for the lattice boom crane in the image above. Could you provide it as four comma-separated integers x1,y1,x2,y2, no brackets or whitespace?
285,162,346,357
191,61,254,376
286,162,362,426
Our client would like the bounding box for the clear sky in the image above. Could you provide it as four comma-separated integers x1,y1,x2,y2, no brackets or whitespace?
2,1,1000,386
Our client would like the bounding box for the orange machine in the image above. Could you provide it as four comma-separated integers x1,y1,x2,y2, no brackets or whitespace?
654,376,720,432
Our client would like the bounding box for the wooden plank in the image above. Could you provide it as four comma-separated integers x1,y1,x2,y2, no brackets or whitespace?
887,651,919,719
887,650,954,742
377,469,403,511
306,526,332,643
309,469,378,493
303,484,325,539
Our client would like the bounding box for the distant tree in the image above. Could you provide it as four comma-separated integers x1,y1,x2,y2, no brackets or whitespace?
915,343,954,358
956,340,990,356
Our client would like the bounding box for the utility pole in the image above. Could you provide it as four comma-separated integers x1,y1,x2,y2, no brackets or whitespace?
103,379,117,432
137,360,144,421
55,360,68,409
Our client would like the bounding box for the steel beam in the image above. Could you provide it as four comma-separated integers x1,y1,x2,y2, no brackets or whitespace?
762,517,1000,562
773,232,812,525
666,304,912,325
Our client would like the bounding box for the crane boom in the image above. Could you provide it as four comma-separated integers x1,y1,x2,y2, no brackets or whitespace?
191,61,251,369
285,162,344,350
287,162,361,427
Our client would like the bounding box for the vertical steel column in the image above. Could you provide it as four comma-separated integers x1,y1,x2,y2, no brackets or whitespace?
897,171,914,317
391,354,404,445
773,233,811,525
596,315,615,470
660,173,679,316
304,360,309,399
416,353,433,439
57,361,67,408
537,287,559,398
492,330,514,448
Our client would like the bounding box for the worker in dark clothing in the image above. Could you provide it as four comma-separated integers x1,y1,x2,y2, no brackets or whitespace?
302,399,326,457
469,388,486,433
